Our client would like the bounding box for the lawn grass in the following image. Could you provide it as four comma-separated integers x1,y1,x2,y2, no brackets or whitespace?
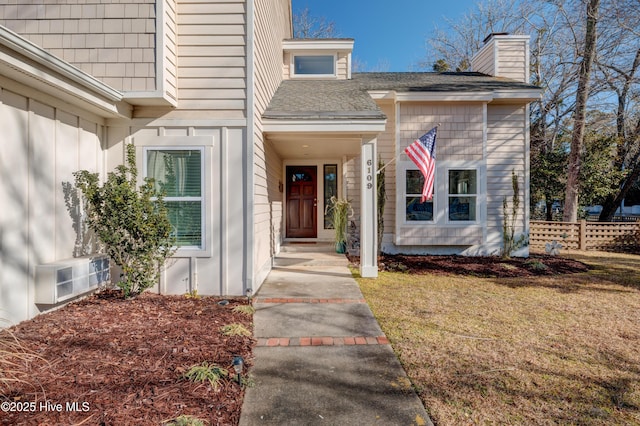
355,251,640,425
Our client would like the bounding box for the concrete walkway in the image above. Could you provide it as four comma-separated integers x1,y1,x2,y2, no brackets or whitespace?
239,243,433,426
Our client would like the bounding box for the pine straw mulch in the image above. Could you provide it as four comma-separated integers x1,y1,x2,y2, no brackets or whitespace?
350,253,589,278
1,290,254,426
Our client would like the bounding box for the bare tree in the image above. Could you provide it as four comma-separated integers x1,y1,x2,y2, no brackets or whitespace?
563,0,601,222
423,0,640,221
423,0,531,71
293,7,339,39
595,0,640,220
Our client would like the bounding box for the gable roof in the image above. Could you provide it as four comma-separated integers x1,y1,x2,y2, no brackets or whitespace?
263,72,540,121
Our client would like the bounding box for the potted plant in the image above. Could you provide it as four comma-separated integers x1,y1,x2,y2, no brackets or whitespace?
326,196,352,253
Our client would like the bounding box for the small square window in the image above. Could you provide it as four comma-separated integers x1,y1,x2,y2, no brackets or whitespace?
293,55,335,75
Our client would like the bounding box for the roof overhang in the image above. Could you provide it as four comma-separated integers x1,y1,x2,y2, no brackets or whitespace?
369,89,541,103
263,118,387,134
0,25,130,118
283,38,355,52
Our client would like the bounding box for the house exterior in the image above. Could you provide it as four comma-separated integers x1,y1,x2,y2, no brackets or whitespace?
0,1,540,326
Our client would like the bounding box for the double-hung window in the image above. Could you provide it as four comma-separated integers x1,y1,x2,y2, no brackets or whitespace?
448,169,477,222
146,148,204,249
405,169,434,222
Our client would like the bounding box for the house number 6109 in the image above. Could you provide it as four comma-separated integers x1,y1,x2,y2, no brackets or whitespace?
366,159,373,189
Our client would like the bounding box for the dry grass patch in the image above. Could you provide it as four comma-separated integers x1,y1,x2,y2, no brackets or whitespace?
356,252,640,425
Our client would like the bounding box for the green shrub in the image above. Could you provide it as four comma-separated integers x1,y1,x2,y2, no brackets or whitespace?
74,144,176,298
232,305,255,316
165,415,207,426
220,324,252,337
183,362,228,389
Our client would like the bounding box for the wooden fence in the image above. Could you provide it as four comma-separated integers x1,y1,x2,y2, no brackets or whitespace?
530,220,640,252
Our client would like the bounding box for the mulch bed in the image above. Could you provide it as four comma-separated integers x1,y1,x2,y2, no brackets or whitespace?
350,254,589,278
1,254,589,425
1,290,254,426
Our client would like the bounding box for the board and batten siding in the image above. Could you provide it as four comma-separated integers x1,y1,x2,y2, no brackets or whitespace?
106,123,247,297
0,84,105,325
252,0,290,287
0,0,157,92
175,0,247,117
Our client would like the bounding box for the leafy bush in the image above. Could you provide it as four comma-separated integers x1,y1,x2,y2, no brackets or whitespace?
74,144,175,298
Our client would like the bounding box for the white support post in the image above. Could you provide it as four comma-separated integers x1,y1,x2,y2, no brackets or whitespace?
360,136,378,277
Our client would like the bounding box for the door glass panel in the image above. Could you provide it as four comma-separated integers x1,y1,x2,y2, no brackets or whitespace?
291,172,313,182
324,164,337,229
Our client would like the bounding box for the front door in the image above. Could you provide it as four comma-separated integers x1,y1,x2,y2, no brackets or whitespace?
286,166,317,238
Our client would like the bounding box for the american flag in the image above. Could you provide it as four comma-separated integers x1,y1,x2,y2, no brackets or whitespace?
404,127,437,202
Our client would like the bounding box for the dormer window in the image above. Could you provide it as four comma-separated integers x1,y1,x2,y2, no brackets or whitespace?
283,39,354,80
293,55,336,77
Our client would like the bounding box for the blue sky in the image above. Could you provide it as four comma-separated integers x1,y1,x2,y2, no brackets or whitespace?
292,0,478,71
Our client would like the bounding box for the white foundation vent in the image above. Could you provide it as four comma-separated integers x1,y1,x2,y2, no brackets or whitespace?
35,255,110,304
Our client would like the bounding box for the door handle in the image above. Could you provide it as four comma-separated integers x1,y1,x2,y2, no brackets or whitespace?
314,198,317,207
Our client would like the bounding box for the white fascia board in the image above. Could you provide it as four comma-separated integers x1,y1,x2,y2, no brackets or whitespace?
0,26,122,102
491,89,541,102
123,90,178,106
120,117,248,128
368,90,396,100
395,92,494,102
263,119,387,133
283,39,354,52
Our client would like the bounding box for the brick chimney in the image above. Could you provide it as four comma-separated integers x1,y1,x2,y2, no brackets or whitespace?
471,33,530,83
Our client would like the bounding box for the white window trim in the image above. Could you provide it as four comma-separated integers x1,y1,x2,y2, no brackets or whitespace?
396,160,486,228
446,167,479,225
401,165,436,225
143,146,205,254
291,53,337,78
135,136,214,258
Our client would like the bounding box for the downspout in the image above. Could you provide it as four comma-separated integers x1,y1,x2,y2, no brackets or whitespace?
244,0,256,296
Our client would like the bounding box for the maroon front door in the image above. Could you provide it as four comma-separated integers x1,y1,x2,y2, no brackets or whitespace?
286,166,317,238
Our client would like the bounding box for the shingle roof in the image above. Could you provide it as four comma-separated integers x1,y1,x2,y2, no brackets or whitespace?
262,79,385,120
263,72,540,121
353,72,539,92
